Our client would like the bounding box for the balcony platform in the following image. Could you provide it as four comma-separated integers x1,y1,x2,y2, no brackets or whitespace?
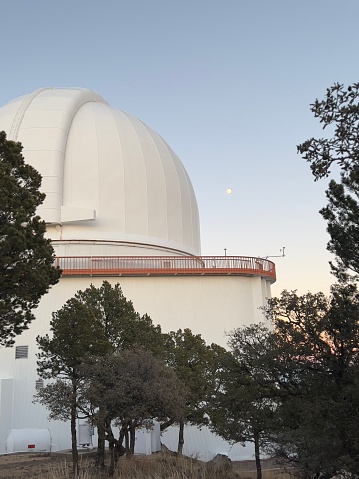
55,256,276,283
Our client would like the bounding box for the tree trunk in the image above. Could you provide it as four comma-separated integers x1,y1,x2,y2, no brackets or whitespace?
177,419,184,455
70,386,79,478
129,425,136,456
106,421,120,477
109,441,115,477
254,432,262,479
124,429,130,456
115,426,126,461
96,422,106,467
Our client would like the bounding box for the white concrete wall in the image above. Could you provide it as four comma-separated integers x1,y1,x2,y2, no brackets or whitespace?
0,274,271,455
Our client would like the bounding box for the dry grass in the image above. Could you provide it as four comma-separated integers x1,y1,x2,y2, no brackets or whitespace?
0,451,293,479
46,453,235,479
113,453,233,479
51,454,292,479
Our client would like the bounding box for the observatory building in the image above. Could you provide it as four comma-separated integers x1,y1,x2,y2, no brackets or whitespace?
0,88,276,458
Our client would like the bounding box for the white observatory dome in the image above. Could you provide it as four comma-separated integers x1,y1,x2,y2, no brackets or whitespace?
0,88,200,256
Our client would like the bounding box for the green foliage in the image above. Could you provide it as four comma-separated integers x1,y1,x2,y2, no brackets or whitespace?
298,83,359,279
163,328,226,453
0,131,61,346
37,297,109,380
69,282,165,356
208,286,359,479
208,324,278,479
35,281,166,466
36,280,165,403
36,286,117,472
34,380,73,421
81,349,186,431
165,329,223,424
268,84,359,476
298,83,359,181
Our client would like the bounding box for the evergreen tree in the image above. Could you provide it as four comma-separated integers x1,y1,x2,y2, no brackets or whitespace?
0,131,61,346
35,281,165,470
164,328,226,454
36,297,108,475
208,324,278,479
263,285,359,478
81,349,186,473
298,83,359,279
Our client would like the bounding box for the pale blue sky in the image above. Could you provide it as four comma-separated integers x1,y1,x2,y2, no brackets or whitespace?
1,0,358,296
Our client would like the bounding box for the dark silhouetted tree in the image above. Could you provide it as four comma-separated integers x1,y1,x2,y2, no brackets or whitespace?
208,324,278,479
263,285,359,479
298,83,359,280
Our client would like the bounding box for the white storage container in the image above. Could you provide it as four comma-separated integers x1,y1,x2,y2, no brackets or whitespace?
6,428,51,453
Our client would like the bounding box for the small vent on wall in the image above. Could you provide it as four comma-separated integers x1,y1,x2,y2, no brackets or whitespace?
35,379,44,390
15,346,28,359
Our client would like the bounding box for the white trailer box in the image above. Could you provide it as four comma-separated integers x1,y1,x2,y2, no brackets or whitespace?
134,422,161,455
6,428,51,453
78,421,93,449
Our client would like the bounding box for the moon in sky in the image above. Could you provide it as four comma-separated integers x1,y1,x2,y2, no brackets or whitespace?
226,188,232,195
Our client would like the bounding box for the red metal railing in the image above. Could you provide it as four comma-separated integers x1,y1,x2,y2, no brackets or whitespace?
55,256,276,282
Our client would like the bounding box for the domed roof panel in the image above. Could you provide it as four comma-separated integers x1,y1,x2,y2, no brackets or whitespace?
0,88,201,256
119,112,178,239
127,118,169,239
63,102,100,212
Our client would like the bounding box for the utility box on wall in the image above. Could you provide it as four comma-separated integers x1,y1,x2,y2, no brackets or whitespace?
78,420,93,449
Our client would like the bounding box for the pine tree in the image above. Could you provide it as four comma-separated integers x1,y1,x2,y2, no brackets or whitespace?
0,131,61,346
